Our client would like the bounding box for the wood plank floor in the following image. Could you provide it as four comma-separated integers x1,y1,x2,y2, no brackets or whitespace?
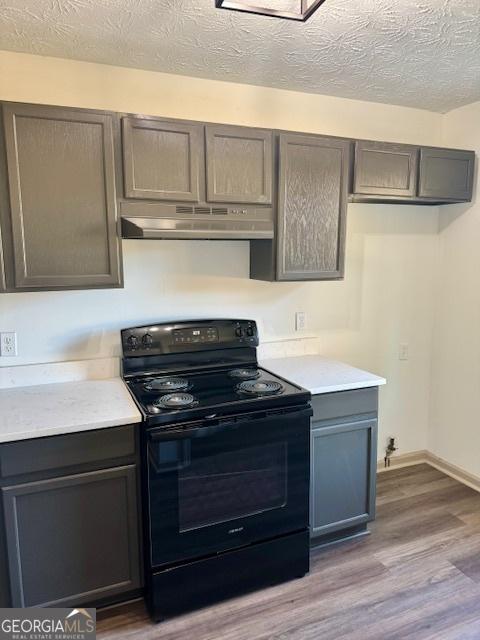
97,464,480,639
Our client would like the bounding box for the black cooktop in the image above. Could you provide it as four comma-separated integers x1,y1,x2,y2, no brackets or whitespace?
125,365,308,424
121,319,311,426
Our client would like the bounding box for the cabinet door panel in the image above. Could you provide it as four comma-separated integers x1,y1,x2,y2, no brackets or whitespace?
0,110,11,292
206,125,272,204
0,227,5,292
3,103,121,290
419,148,475,201
3,465,141,607
354,141,418,197
277,134,350,280
310,419,377,538
123,117,203,201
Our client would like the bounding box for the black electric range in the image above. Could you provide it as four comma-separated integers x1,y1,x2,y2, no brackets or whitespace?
121,319,311,622
125,365,309,424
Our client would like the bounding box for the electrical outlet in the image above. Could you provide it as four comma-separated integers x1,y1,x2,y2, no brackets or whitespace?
0,332,17,357
295,312,306,332
399,343,409,361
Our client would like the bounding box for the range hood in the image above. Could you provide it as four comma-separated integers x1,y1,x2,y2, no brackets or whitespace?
120,201,274,240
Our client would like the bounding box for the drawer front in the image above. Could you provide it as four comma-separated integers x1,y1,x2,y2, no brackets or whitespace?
311,387,378,423
0,425,136,478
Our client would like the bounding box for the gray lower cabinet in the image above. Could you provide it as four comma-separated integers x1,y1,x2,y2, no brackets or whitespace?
122,116,204,202
1,102,122,291
419,147,475,201
3,466,140,608
205,124,273,204
310,388,378,543
353,140,418,198
0,425,142,608
250,133,351,281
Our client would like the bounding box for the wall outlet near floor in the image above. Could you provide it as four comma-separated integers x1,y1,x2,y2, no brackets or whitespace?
399,343,409,361
0,332,17,357
295,312,306,332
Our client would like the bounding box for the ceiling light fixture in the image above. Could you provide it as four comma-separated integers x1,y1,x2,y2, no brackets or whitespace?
215,0,327,22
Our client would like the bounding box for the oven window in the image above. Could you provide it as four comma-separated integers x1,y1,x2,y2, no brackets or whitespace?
178,442,287,532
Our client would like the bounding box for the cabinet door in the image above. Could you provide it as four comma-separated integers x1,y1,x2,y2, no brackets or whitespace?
2,103,122,290
0,228,6,292
2,465,141,607
122,117,203,202
205,125,273,204
0,114,11,293
277,134,350,281
310,419,377,538
419,148,475,201
354,141,418,197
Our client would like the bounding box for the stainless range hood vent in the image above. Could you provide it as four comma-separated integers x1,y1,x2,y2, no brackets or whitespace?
175,205,230,216
120,201,274,240
176,205,193,215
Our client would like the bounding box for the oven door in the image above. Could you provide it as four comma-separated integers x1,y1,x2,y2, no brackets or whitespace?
146,404,311,568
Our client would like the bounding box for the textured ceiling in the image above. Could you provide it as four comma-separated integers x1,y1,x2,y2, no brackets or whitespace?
0,0,479,112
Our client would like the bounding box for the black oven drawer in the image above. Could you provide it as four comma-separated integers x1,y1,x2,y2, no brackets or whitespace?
146,405,311,568
149,529,309,621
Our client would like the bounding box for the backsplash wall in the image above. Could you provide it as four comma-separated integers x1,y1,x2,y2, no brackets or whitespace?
0,50,442,456
0,204,439,457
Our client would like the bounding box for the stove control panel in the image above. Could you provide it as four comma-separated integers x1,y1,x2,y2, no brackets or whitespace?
173,326,219,345
122,319,259,357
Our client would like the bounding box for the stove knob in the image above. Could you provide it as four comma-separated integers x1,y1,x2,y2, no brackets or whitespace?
127,335,139,350
235,327,244,338
142,333,153,348
246,326,255,337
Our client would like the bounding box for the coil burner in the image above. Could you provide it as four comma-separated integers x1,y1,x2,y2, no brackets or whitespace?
236,380,284,396
153,393,199,409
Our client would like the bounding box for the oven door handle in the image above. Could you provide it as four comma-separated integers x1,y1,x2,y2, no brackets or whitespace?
149,421,239,441
148,405,313,442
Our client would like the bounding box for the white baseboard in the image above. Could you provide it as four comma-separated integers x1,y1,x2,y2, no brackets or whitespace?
377,450,480,494
424,452,480,493
377,450,428,473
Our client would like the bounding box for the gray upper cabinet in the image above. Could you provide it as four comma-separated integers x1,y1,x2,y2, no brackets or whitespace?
276,133,350,281
122,116,204,202
205,125,273,204
2,102,122,290
354,141,418,197
3,465,141,608
0,130,7,293
0,230,6,293
419,147,475,201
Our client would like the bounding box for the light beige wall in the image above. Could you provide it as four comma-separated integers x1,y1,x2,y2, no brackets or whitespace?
429,101,480,476
0,50,441,143
0,50,443,457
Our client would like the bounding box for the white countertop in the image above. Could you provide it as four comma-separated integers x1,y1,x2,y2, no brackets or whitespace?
0,378,142,443
260,354,386,395
0,355,385,443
